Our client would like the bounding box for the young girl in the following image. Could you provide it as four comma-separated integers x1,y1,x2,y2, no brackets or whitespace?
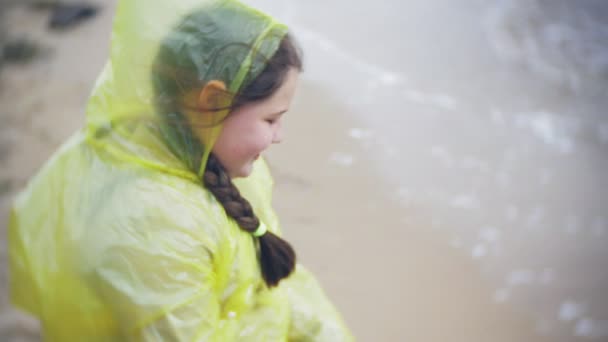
8,0,353,340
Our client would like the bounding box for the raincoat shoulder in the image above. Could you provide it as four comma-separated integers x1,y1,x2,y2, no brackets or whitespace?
9,131,231,340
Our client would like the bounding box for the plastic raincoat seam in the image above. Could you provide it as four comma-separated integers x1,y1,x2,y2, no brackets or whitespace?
85,132,199,183
228,22,275,94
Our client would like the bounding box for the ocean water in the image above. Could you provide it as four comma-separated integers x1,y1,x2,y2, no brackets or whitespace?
246,0,608,340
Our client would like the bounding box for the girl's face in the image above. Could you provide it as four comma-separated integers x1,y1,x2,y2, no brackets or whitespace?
212,68,299,178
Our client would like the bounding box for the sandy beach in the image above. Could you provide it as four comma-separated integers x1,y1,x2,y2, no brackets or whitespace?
1,1,606,341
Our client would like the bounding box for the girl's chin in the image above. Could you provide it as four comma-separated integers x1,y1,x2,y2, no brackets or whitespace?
229,162,255,179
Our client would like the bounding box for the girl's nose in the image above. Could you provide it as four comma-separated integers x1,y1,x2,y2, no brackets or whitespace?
272,121,283,144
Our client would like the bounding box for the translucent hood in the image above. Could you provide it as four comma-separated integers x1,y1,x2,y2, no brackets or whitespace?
85,0,288,179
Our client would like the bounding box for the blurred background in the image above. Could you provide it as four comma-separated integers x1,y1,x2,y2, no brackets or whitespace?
1,0,607,341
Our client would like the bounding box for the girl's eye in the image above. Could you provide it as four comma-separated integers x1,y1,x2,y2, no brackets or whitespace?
265,119,276,124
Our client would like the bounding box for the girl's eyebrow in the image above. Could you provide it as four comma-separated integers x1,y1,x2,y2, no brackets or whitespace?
270,109,288,117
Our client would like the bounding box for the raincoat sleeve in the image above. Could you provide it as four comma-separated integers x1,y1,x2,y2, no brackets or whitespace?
91,182,233,341
283,265,355,342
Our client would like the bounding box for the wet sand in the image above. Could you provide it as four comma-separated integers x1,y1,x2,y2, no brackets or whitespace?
0,1,591,341
266,82,552,341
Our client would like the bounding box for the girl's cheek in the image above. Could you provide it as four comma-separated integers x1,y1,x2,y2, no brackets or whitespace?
259,124,274,144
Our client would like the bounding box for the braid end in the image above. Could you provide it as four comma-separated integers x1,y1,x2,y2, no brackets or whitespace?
258,232,296,287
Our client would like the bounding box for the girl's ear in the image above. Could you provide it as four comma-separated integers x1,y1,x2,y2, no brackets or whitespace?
198,80,228,111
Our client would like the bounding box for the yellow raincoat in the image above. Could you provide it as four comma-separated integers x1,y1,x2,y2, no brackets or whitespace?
8,0,353,340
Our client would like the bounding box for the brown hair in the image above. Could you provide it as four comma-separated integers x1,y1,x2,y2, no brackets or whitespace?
203,35,303,287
